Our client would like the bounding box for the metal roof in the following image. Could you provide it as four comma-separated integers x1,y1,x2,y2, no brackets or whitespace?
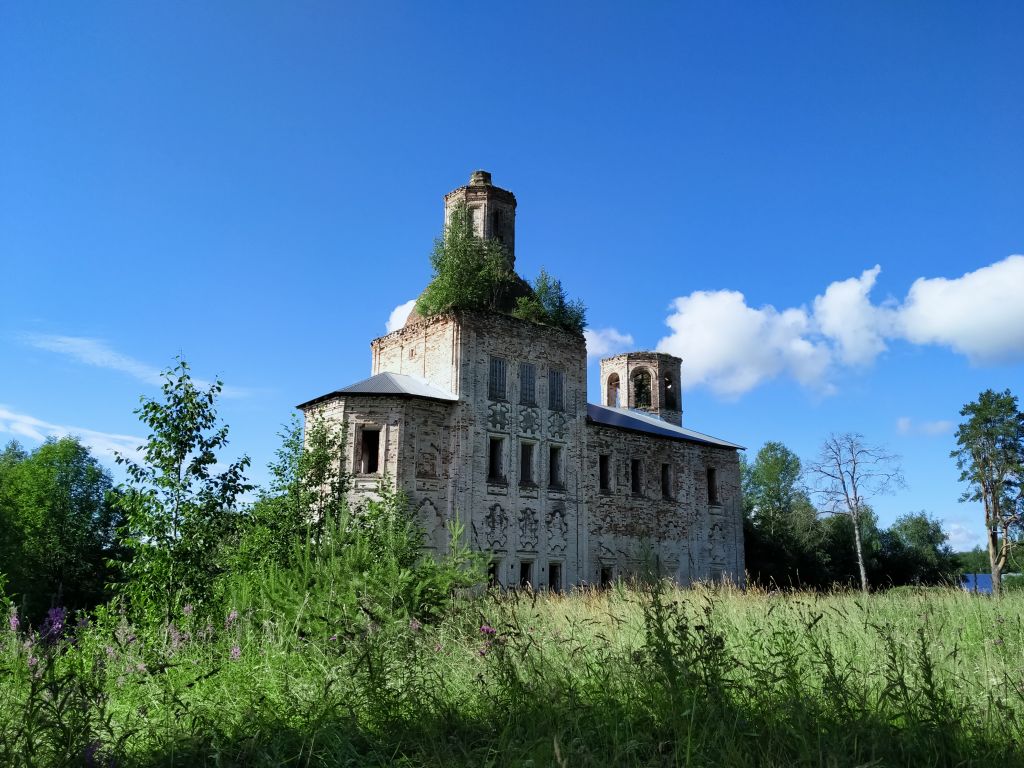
297,372,459,409
586,403,744,450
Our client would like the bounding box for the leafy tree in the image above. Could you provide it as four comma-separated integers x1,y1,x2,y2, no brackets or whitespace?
0,438,121,621
808,433,905,593
877,511,957,586
415,202,515,316
744,441,804,539
512,267,587,335
115,358,251,620
951,388,1024,596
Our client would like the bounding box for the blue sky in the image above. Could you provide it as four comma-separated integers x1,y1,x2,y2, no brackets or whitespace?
2,2,1021,550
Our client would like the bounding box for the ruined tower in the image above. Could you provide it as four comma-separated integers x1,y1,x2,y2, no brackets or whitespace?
599,352,683,426
443,170,517,268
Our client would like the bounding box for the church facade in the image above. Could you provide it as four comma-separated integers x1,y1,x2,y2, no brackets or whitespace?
298,172,744,589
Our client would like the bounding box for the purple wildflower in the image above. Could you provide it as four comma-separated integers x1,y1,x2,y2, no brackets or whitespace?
409,618,422,632
480,624,496,636
182,603,194,616
28,656,38,668
83,740,102,767
225,609,239,629
329,634,338,642
41,607,66,642
8,610,19,632
105,646,116,659
135,662,147,673
230,645,241,660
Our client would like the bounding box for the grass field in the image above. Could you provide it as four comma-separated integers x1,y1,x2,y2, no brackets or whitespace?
3,584,1023,767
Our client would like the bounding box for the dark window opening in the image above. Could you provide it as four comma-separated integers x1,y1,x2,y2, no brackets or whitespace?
599,454,611,492
606,373,620,407
487,561,500,588
520,442,535,486
664,374,677,410
360,429,380,474
548,369,564,412
549,445,563,488
548,563,562,592
519,362,536,406
488,437,504,483
707,466,719,505
631,459,642,495
600,566,614,589
661,463,672,499
488,356,507,401
491,209,503,242
632,370,652,409
519,561,533,589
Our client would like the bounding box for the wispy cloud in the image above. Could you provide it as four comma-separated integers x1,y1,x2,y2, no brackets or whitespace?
943,520,983,551
0,405,143,463
584,327,635,360
22,334,250,398
896,417,955,437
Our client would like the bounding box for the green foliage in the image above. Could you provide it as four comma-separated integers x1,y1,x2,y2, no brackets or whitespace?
115,358,251,621
415,202,515,316
878,511,958,586
0,438,122,622
511,267,587,334
951,388,1024,594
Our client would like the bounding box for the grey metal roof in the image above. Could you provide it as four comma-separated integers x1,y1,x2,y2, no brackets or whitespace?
586,403,744,449
297,372,458,409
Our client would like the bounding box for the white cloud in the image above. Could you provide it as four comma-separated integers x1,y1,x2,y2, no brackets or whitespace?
896,417,954,437
656,255,1024,397
386,299,417,333
898,255,1024,364
943,520,984,551
584,327,635,359
22,334,249,398
0,405,142,463
812,265,893,366
656,290,832,397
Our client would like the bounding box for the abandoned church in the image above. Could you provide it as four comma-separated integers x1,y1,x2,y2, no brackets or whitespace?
298,171,745,589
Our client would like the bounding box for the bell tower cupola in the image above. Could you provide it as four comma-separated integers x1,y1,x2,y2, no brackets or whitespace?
443,170,517,268
599,352,683,426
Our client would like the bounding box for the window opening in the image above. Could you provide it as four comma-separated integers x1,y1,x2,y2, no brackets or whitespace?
600,566,614,589
632,370,652,409
360,429,380,474
519,362,536,406
631,459,642,495
548,563,562,593
549,445,563,488
599,454,611,492
489,356,507,401
664,374,677,410
487,561,500,588
606,373,620,407
707,466,719,505
548,369,564,412
661,463,672,499
488,437,504,483
520,442,535,486
491,209,503,242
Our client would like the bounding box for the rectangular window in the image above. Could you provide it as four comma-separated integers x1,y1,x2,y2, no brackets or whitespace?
488,437,505,483
519,561,533,589
520,441,535,486
600,566,614,589
519,362,536,405
360,428,380,474
599,454,611,492
488,356,507,401
631,459,642,495
487,560,500,588
548,562,562,593
549,445,563,488
548,369,564,412
661,463,672,499
707,466,719,505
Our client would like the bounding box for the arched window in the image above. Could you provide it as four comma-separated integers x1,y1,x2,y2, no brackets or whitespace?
631,369,652,409
664,373,677,410
606,373,621,407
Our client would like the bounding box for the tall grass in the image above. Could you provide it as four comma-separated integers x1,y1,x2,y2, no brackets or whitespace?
2,585,1022,767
